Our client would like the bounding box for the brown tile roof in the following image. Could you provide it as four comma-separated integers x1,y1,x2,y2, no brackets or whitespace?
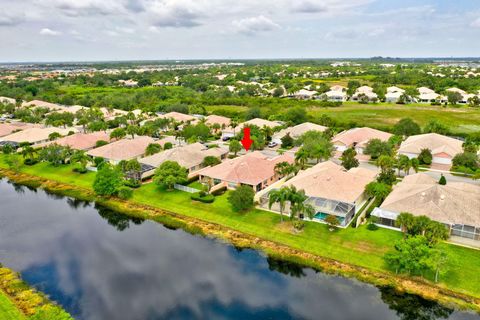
199,151,294,186
205,115,231,127
332,127,392,148
87,136,155,161
380,173,480,227
0,122,39,137
398,133,463,158
0,127,78,144
158,112,196,123
284,161,376,204
273,122,327,140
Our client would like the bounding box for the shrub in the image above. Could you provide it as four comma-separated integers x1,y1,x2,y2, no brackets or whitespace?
367,223,379,231
191,192,215,203
228,185,255,211
211,186,227,196
163,142,173,150
24,158,38,166
293,220,305,231
117,186,133,200
73,167,88,174
439,175,446,185
124,178,141,188
418,148,432,165
93,157,105,167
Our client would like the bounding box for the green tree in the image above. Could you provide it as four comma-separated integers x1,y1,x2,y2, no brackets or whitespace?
153,161,188,190
110,127,126,140
126,125,138,139
229,139,242,156
268,187,291,222
452,152,479,171
124,159,142,182
229,185,255,212
70,150,89,173
38,144,72,166
423,120,449,135
418,148,433,165
21,145,37,162
325,215,340,229
446,91,462,105
384,235,432,275
294,147,309,169
426,249,449,283
284,107,308,125
274,161,297,177
364,182,392,201
438,174,446,185
393,118,421,136
48,132,62,141
364,139,392,159
340,147,359,170
145,143,162,156
395,212,416,235
93,163,124,196
202,156,221,167
280,133,294,148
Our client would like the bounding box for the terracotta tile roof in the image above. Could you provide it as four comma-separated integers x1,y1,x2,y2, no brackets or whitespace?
36,131,111,150
284,161,376,204
158,112,196,123
205,115,231,127
0,127,78,144
199,151,294,186
0,122,39,137
398,133,463,158
332,127,392,148
87,136,155,161
380,173,480,226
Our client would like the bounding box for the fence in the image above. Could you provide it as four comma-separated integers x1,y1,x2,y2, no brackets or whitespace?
174,184,200,194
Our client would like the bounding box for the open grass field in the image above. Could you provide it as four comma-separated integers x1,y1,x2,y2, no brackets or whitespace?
1,156,480,299
311,103,480,134
0,292,25,320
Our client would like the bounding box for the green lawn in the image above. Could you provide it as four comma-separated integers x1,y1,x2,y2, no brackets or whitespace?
0,292,25,320
309,103,480,134
1,156,480,298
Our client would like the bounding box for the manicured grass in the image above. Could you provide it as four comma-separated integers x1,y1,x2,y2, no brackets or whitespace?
309,103,480,134
1,156,480,298
0,291,25,320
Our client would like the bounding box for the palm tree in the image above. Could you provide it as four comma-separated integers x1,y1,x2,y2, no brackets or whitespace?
230,118,239,136
295,148,309,169
268,187,290,222
21,145,36,161
70,150,89,172
395,212,415,236
411,158,420,173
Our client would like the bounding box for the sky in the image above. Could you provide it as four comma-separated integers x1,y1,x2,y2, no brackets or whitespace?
1,0,480,62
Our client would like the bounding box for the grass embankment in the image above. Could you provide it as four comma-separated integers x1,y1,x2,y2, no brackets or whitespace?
1,156,480,312
0,266,72,320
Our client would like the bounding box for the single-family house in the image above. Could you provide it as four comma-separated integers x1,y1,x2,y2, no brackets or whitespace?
205,115,231,130
272,122,328,145
321,89,348,102
332,127,393,154
263,161,377,227
398,133,463,165
35,131,111,151
293,89,318,100
87,136,155,164
0,127,77,145
385,86,406,103
0,96,16,105
372,173,480,242
222,118,282,140
140,142,228,179
417,87,447,103
351,86,378,101
199,151,294,192
157,112,196,124
0,122,39,137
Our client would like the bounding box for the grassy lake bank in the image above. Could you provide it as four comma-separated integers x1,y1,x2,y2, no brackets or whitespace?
0,156,479,314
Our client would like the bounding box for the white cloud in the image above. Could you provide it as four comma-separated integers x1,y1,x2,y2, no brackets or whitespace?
150,0,205,28
232,15,280,35
39,28,62,36
471,17,480,28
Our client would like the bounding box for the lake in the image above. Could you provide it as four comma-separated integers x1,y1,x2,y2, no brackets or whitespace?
0,178,477,320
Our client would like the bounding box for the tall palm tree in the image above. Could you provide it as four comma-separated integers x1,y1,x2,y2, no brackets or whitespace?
21,145,36,161
268,187,290,222
70,150,89,172
295,148,309,169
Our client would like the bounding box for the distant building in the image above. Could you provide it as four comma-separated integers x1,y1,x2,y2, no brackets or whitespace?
332,127,392,154
272,122,327,145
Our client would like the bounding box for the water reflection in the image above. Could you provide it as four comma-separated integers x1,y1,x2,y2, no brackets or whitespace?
0,180,477,320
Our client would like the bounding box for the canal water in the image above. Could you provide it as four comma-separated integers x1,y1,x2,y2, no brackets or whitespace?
0,179,477,320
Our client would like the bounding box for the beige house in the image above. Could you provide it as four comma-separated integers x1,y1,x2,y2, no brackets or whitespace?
87,136,155,164
398,133,463,165
264,161,376,227
332,127,392,154
351,86,378,101
139,142,228,179
0,122,39,138
157,112,196,123
0,127,78,145
205,115,231,128
222,118,281,139
199,151,294,192
372,173,480,242
272,122,327,145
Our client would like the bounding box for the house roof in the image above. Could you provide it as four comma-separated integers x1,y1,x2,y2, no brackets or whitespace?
387,86,405,93
158,112,196,123
140,142,227,169
284,161,376,204
0,127,77,144
399,133,463,158
0,122,39,137
273,122,327,140
330,85,346,92
0,96,16,104
22,99,61,110
380,173,480,227
332,127,392,148
36,131,111,150
205,115,231,127
446,87,467,95
294,89,317,97
242,118,281,129
324,90,347,98
418,87,435,94
355,86,374,93
87,136,155,161
199,151,294,186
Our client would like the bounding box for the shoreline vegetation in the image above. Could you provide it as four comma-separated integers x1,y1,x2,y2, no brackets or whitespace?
0,162,479,314
0,265,73,320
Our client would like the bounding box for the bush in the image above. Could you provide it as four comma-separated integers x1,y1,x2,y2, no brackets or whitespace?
93,157,105,167
163,142,173,150
211,186,227,196
24,158,38,166
73,167,88,174
228,185,255,211
191,192,215,203
117,186,133,200
293,220,305,231
367,223,379,231
124,178,141,188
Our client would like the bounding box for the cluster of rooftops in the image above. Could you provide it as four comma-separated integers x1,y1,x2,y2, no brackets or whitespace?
0,98,478,244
